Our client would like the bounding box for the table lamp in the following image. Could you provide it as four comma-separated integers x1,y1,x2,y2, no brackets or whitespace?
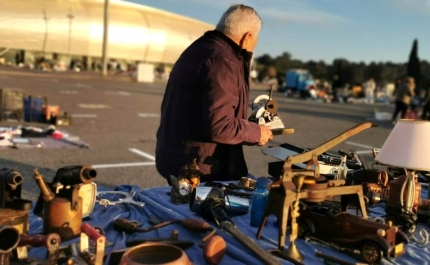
375,120,429,232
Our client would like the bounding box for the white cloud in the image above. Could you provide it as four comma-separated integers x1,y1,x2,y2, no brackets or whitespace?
259,6,343,26
177,0,344,26
256,0,344,25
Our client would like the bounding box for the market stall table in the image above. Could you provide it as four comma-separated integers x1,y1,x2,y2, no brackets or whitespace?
27,184,430,265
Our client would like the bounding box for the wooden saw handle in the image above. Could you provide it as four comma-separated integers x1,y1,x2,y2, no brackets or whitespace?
271,128,295,135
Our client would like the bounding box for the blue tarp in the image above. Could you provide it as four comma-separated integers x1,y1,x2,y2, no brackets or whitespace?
28,184,430,265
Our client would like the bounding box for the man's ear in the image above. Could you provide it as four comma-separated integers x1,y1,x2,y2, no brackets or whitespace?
239,32,252,49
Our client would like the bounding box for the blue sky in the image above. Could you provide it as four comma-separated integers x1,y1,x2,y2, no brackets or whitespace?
126,0,430,64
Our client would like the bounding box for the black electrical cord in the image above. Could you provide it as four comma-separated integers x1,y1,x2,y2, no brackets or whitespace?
385,204,418,234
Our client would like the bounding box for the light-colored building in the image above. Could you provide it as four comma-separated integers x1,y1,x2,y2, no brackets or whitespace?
0,0,214,69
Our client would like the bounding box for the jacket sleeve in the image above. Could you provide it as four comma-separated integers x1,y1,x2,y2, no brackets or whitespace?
200,56,261,145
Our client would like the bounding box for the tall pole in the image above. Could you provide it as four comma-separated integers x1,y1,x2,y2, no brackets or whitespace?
42,10,49,55
101,0,109,76
67,8,74,68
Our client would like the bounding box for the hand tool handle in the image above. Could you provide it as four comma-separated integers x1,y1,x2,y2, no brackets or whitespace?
113,218,138,233
221,221,281,265
19,234,47,247
316,251,361,265
19,233,61,248
181,219,211,232
81,223,104,241
271,128,294,135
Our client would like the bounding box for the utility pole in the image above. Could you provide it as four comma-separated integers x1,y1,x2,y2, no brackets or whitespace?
42,10,49,54
101,0,109,76
67,8,74,67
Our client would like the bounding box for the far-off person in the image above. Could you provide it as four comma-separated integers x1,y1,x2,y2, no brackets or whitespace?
392,77,415,124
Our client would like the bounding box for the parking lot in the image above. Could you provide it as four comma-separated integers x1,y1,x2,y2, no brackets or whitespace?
0,66,396,199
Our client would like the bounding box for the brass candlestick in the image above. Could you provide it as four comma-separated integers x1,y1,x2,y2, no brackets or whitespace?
285,175,305,262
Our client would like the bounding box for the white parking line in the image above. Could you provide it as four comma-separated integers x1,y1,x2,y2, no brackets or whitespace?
72,114,97,118
78,104,110,109
60,90,78,94
138,113,159,118
105,91,131,96
92,162,155,169
129,148,155,161
75,83,93,89
345,141,374,150
355,150,373,155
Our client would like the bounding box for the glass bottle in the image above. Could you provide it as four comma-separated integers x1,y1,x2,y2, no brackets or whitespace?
250,178,269,227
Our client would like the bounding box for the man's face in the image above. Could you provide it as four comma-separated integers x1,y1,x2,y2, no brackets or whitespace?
240,31,259,52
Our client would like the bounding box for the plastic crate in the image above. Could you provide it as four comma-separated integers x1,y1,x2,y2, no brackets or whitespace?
24,96,47,122
0,88,25,121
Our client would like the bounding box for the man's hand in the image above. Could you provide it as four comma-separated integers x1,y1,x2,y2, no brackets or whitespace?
258,125,273,146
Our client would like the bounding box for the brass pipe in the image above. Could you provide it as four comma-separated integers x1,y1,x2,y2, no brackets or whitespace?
33,169,54,202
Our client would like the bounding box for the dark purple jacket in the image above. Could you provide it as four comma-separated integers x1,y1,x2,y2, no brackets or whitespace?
155,30,261,183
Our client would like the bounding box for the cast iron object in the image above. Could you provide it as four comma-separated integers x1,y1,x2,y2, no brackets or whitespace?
0,226,20,265
33,169,82,241
0,168,32,211
113,217,226,265
256,122,376,263
190,186,282,265
53,165,97,186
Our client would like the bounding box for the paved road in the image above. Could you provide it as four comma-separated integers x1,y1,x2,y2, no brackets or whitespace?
0,66,396,199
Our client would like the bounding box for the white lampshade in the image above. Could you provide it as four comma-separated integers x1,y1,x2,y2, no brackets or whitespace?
376,119,430,171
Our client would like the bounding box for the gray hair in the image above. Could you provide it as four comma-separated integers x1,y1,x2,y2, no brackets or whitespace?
216,4,262,39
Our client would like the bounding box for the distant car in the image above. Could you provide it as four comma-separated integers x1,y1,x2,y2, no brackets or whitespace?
297,204,409,264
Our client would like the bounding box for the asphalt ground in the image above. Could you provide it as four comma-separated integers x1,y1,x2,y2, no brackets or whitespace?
0,66,396,200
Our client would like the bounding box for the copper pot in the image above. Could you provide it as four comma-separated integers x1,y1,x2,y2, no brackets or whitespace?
120,243,192,265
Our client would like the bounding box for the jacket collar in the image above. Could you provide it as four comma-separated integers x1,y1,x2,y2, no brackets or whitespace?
204,30,253,62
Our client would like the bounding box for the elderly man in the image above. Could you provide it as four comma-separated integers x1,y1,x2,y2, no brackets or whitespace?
155,4,273,184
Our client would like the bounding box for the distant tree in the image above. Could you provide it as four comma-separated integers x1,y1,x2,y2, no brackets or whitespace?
407,39,421,89
255,54,274,66
254,47,430,89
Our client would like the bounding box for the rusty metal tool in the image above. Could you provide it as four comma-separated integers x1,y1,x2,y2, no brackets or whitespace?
315,251,369,265
256,122,376,263
14,233,61,265
125,229,179,245
96,190,144,208
190,186,282,265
